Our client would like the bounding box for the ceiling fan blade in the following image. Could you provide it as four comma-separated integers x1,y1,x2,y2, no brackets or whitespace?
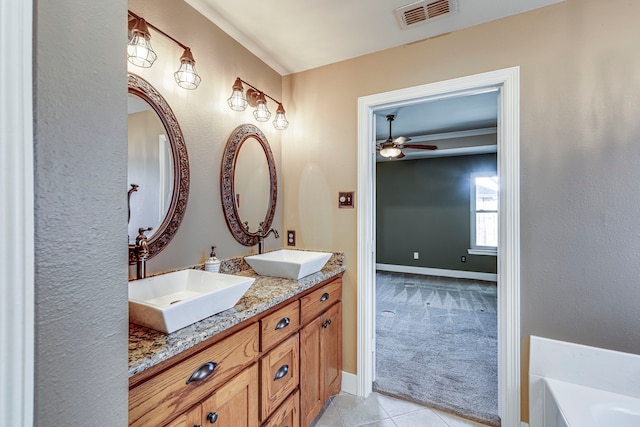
401,144,438,150
396,151,405,159
394,136,411,145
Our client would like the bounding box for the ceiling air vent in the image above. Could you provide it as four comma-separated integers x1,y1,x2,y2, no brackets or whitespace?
394,0,458,30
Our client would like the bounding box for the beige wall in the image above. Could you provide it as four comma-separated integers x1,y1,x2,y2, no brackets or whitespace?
128,0,284,279
282,0,640,421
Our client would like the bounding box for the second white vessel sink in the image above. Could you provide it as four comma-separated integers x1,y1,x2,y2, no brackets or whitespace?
245,249,332,280
129,269,255,333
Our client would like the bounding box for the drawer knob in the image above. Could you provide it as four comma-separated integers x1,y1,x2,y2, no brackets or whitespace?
320,292,330,302
207,411,219,424
322,319,332,328
273,364,289,381
186,361,217,384
275,317,290,330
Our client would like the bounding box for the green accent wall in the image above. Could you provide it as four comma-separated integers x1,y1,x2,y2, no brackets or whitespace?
376,153,497,273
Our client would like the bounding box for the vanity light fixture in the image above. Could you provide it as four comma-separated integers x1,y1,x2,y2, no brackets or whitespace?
227,77,289,130
127,10,202,90
174,48,201,90
127,17,157,68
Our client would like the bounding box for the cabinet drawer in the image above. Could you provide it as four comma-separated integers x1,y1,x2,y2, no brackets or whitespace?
129,323,259,427
300,278,341,325
260,333,299,422
261,301,300,351
262,390,299,427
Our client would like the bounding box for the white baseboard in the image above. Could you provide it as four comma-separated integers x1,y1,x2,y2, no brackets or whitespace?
341,371,358,395
376,263,497,282
522,423,529,427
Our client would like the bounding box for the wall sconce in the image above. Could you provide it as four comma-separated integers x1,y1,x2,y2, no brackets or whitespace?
127,10,202,90
227,77,289,130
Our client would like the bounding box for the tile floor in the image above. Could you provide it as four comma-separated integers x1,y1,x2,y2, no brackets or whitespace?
311,392,492,427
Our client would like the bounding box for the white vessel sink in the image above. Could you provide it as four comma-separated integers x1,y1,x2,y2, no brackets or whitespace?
129,270,255,333
245,249,332,280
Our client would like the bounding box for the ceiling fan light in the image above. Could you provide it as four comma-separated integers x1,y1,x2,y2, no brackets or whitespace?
379,145,402,158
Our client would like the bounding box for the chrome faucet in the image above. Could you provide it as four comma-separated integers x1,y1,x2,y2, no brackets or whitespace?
134,226,152,279
256,223,279,254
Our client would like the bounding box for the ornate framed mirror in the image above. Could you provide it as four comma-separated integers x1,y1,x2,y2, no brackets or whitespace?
221,124,277,246
128,73,189,263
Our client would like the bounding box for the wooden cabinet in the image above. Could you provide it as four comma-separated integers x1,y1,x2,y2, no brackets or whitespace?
165,405,201,427
263,390,299,427
166,364,259,427
260,333,299,421
300,282,342,427
129,276,342,427
200,364,259,427
129,323,259,427
260,301,300,352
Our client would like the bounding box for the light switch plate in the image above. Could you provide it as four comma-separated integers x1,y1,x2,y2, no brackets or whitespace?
338,191,354,208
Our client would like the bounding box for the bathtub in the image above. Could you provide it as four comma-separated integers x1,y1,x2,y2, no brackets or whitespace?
529,336,640,427
544,377,640,427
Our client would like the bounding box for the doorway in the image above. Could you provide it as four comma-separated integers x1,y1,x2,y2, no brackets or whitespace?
356,67,521,427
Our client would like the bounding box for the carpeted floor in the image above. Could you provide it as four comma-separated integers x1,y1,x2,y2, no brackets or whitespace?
373,271,500,426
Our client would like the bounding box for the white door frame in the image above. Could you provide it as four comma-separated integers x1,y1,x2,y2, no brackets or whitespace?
357,67,521,426
1,0,35,425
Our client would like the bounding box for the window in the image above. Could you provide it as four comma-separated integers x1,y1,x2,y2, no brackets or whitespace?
469,172,498,255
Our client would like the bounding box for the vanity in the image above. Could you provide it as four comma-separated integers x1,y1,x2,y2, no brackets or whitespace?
127,72,342,426
128,256,344,427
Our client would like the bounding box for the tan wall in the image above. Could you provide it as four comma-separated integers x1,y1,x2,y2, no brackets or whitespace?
282,0,640,422
128,0,284,279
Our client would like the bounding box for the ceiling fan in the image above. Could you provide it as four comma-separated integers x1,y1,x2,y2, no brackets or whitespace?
376,114,437,159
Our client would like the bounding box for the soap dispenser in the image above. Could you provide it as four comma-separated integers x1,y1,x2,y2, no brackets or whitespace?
204,246,221,273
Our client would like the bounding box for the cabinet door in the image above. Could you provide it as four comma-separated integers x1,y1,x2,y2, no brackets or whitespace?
300,302,343,426
300,314,323,427
166,404,202,427
200,364,259,427
262,390,299,427
321,302,342,399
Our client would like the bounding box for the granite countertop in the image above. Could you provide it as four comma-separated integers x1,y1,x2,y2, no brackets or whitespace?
128,253,345,378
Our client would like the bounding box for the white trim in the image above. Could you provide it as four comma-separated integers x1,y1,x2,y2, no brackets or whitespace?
1,0,34,426
341,371,358,395
358,67,521,426
467,248,498,256
376,263,497,282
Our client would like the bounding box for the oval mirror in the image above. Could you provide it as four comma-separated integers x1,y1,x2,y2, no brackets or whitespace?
221,124,277,246
128,73,189,263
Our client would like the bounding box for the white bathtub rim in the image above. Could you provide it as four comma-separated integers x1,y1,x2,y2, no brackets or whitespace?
545,377,640,427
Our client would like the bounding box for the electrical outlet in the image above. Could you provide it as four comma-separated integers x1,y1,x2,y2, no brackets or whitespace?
287,230,296,246
413,252,419,260
461,256,466,262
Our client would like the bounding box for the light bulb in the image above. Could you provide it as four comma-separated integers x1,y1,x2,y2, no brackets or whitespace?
127,18,157,68
227,77,248,111
174,48,201,90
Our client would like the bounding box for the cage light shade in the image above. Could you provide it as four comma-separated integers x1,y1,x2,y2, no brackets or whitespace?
227,78,248,111
174,48,201,89
379,145,402,158
273,103,289,130
127,18,157,68
253,93,271,121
